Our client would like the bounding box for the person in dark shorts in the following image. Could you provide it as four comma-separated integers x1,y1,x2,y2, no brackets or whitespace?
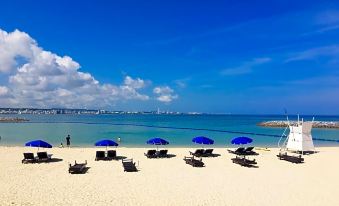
66,135,71,147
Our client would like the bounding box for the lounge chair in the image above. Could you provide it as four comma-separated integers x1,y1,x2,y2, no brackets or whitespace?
22,153,36,164
189,149,204,157
202,149,214,157
231,156,257,167
122,159,138,172
107,150,117,160
183,156,205,167
144,150,157,158
277,152,304,164
244,147,259,155
228,147,245,155
69,160,88,174
157,150,168,158
95,151,106,161
37,152,52,163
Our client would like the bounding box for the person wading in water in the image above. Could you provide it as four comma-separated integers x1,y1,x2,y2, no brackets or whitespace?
66,134,71,148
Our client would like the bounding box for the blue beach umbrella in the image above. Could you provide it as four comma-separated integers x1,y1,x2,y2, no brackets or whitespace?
95,139,118,151
25,140,52,151
146,137,169,150
231,136,253,145
147,137,169,145
192,136,214,148
95,139,119,147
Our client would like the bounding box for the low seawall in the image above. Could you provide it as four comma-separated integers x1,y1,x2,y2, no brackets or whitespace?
0,117,29,123
257,121,339,129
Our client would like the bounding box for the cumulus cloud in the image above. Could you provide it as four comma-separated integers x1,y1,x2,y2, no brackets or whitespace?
221,57,271,76
153,86,178,103
0,29,35,73
0,86,9,96
123,76,146,89
0,28,151,108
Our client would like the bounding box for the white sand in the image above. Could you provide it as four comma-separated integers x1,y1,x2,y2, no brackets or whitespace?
0,146,338,206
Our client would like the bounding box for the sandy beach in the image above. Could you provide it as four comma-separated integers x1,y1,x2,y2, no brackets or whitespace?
0,146,338,206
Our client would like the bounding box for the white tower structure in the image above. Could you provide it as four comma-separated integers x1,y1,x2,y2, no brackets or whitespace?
279,115,316,154
286,121,315,153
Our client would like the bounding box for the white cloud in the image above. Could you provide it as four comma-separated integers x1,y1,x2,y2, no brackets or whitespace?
174,78,190,89
123,76,146,89
0,28,150,108
153,86,178,103
0,29,34,73
285,45,339,62
221,57,271,76
0,86,9,96
299,10,339,36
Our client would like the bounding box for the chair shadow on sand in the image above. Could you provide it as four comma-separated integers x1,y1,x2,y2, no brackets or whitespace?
113,156,127,160
166,154,177,158
71,167,91,174
206,153,221,158
233,161,259,168
240,163,259,168
48,158,63,163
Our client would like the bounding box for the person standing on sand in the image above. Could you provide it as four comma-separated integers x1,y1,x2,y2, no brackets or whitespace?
66,135,71,147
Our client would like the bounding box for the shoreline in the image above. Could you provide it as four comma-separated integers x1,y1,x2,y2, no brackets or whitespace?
1,142,339,148
0,145,338,149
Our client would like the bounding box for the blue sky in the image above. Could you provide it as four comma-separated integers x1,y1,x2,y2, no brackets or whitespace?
0,0,339,114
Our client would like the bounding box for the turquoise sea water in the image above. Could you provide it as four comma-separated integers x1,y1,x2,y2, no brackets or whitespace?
0,114,338,147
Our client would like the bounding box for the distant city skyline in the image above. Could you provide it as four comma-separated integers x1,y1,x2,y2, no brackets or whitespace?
1,0,339,114
0,107,187,115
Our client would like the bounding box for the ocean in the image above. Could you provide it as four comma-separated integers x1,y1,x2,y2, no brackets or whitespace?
0,114,338,147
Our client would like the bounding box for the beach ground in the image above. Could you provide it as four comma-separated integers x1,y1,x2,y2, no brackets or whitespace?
0,146,338,206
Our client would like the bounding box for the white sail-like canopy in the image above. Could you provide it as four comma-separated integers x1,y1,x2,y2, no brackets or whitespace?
286,121,315,152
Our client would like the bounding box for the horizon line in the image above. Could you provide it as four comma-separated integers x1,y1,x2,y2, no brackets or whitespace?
0,107,338,116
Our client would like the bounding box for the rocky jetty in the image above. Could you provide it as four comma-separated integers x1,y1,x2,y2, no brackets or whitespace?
257,121,339,129
0,117,29,123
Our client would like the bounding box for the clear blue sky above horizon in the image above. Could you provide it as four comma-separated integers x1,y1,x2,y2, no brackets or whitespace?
0,0,339,114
